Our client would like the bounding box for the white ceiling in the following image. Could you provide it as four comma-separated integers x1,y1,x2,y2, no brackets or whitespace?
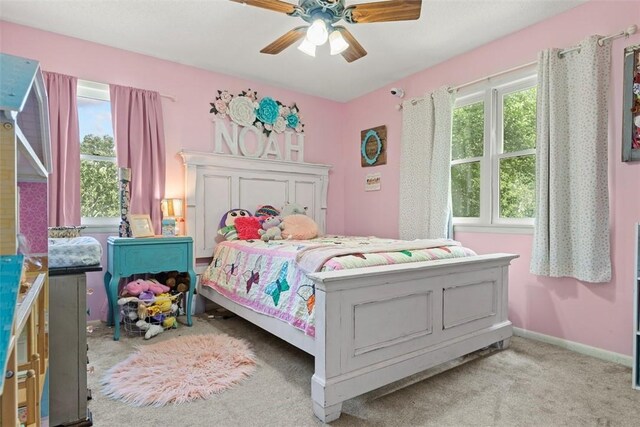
0,0,586,102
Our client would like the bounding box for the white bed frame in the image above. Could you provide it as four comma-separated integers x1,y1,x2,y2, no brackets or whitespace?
181,151,517,422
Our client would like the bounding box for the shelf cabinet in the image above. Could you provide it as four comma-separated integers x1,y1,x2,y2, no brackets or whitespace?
634,223,640,389
0,53,52,425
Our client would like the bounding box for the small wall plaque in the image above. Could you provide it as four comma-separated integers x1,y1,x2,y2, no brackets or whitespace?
365,172,381,191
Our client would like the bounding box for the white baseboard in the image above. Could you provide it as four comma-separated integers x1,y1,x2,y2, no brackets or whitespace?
513,327,632,367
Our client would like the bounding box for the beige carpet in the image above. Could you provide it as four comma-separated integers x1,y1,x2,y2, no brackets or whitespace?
87,315,640,426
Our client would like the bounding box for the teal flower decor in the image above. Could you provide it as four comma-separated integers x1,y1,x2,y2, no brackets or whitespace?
256,97,279,125
286,113,299,128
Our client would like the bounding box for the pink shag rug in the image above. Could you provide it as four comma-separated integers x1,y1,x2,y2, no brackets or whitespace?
101,334,256,406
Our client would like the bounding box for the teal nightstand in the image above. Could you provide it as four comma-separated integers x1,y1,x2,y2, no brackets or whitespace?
104,236,196,340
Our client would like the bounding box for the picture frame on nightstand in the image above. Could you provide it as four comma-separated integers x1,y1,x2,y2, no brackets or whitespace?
130,214,154,237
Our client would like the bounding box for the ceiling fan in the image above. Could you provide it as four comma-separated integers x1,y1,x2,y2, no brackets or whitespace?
231,0,422,62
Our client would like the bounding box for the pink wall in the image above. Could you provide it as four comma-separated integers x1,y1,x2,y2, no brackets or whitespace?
3,1,639,355
1,21,347,321
17,182,48,254
342,1,640,356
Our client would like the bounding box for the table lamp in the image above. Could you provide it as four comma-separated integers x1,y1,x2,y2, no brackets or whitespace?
161,198,184,235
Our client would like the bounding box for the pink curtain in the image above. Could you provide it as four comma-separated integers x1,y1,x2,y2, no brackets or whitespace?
110,85,166,234
44,71,81,226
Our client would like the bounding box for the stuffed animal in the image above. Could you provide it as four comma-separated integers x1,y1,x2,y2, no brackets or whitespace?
120,302,138,321
147,279,170,295
258,216,284,241
176,273,190,293
217,209,252,241
255,205,280,218
163,317,177,329
281,214,319,240
122,279,148,296
122,279,169,296
280,202,307,217
135,319,163,340
234,216,262,240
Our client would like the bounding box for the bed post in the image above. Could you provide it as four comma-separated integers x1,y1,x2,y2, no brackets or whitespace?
311,286,343,422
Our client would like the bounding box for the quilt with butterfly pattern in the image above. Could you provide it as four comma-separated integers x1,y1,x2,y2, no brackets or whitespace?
201,236,476,337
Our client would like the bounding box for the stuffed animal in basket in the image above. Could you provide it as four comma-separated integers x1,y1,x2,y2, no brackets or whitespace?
258,216,284,241
135,319,163,340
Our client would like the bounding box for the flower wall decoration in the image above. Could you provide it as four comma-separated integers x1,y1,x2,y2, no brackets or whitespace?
210,89,304,136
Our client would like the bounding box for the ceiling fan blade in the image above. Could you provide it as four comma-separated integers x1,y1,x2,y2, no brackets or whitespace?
230,0,297,15
346,0,422,23
334,26,367,63
260,26,307,54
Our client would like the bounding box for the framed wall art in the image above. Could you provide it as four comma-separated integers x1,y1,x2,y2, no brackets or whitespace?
623,43,640,162
130,214,155,237
360,125,387,167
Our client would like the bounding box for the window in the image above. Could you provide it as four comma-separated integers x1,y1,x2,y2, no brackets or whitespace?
451,71,537,228
77,80,118,226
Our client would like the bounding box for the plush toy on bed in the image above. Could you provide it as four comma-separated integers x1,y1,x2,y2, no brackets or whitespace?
280,202,307,217
255,205,280,218
278,202,317,239
217,208,252,241
258,216,284,241
281,214,319,240
234,216,263,240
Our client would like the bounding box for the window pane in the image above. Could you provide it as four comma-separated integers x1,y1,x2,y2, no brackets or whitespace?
452,101,484,160
80,159,119,218
499,155,535,218
451,161,480,217
503,87,537,153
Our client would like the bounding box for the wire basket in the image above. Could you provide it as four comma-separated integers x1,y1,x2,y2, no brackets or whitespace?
121,292,183,337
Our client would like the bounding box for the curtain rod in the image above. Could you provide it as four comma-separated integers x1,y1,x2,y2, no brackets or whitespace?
558,24,637,57
397,23,638,111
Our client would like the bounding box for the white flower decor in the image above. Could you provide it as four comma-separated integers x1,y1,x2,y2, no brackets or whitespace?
209,88,305,136
273,116,286,134
228,96,256,127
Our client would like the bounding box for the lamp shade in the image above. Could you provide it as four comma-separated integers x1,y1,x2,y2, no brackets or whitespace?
307,19,328,46
161,198,184,218
297,37,316,57
329,30,349,55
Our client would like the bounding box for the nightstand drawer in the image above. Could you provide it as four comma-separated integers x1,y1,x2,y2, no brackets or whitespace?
118,243,188,275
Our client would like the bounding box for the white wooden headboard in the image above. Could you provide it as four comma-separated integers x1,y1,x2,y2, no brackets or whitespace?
180,151,331,263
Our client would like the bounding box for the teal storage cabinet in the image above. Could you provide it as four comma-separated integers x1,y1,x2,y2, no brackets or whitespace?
104,236,196,340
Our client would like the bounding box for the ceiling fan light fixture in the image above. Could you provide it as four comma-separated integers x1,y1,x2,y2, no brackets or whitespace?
329,30,349,55
306,19,329,46
297,37,317,57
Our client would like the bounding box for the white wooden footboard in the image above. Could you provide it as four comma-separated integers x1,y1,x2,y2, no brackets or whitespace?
307,253,517,422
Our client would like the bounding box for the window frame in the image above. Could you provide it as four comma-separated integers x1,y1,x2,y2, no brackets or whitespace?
77,80,119,229
452,67,537,230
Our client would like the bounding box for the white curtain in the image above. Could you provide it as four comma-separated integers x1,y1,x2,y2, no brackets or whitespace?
530,35,611,283
399,87,455,240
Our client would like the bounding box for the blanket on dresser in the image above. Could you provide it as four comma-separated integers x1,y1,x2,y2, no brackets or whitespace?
201,236,476,337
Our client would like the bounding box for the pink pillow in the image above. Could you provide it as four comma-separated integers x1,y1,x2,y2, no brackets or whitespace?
281,215,318,240
234,216,262,240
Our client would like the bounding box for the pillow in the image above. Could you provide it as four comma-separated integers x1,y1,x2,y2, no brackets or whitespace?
234,216,262,240
281,214,318,240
